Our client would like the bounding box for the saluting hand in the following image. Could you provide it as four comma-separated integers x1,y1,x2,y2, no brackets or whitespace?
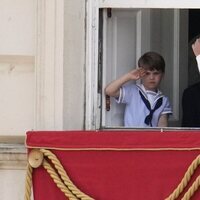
128,68,146,80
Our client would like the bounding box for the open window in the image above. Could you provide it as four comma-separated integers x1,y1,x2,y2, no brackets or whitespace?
100,8,188,128
86,1,200,130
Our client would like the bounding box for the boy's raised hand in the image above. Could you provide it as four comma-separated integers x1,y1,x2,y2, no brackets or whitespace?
128,68,146,80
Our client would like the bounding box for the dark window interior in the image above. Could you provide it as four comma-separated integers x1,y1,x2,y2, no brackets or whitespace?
189,9,200,41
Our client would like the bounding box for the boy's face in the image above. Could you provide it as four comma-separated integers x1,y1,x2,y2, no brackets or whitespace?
141,69,163,92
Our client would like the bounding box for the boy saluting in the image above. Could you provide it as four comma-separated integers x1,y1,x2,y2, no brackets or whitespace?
105,51,172,127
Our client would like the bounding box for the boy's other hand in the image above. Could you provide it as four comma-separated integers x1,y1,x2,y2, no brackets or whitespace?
192,38,200,56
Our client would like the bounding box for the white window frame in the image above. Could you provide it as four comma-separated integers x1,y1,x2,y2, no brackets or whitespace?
86,0,200,130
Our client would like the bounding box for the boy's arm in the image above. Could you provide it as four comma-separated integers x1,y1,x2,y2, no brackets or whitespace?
158,114,168,127
105,68,145,97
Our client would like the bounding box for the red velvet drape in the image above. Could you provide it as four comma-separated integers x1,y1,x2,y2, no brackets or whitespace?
26,130,200,200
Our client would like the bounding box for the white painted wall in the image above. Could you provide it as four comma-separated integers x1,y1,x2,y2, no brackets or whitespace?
0,0,35,55
0,0,35,135
0,1,35,199
0,170,26,199
63,0,85,129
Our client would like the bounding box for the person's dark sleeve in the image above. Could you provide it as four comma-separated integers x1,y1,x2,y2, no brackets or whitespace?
181,88,196,127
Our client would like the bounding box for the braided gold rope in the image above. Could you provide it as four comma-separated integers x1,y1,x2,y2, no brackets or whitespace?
181,175,200,200
24,164,33,200
25,148,200,200
40,148,94,200
43,159,77,200
165,155,200,200
25,149,94,200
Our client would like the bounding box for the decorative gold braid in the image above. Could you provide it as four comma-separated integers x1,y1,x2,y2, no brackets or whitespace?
165,155,200,200
40,149,94,200
24,164,33,200
181,175,200,200
25,148,200,200
43,159,77,200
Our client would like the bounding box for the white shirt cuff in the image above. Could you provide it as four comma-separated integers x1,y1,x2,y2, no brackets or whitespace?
196,55,200,73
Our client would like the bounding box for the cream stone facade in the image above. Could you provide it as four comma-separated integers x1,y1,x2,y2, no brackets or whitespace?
0,0,85,199
1,0,200,199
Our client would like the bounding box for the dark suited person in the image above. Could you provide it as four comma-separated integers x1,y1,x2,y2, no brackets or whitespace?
182,82,200,127
182,38,200,127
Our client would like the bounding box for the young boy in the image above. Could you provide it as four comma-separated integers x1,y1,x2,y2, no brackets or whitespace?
105,51,172,127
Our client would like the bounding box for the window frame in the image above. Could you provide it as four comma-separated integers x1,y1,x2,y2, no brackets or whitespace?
85,0,200,130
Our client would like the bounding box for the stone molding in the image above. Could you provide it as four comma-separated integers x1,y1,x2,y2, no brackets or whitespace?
0,138,27,170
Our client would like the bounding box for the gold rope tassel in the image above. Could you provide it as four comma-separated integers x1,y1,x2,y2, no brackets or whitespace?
40,149,94,200
165,155,200,200
24,164,33,200
181,175,200,200
25,149,94,200
43,159,77,200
